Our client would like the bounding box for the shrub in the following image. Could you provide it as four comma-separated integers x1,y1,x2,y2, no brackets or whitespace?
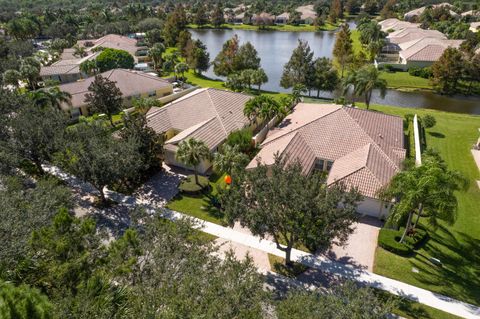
179,175,209,194
408,66,432,79
95,48,135,72
225,129,255,156
378,227,428,256
378,228,412,256
421,114,436,129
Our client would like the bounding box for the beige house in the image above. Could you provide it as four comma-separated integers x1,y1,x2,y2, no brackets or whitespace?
470,22,480,33
398,37,463,68
57,68,172,118
146,88,253,174
378,18,420,32
404,3,458,21
296,5,317,25
247,103,406,219
387,27,446,45
40,34,149,84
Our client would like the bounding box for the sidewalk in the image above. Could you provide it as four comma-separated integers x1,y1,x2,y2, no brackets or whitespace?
43,165,480,319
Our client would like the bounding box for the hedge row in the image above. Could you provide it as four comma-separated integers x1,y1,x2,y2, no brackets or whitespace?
378,227,428,256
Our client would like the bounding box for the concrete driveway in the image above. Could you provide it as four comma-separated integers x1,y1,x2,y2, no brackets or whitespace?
328,216,383,271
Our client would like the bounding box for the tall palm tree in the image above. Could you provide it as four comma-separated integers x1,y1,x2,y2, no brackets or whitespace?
174,62,189,81
148,43,165,72
175,138,211,185
213,144,249,176
350,65,387,109
244,95,281,124
379,150,468,243
29,87,72,110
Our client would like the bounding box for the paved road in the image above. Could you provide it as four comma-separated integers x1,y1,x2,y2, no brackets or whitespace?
43,164,480,319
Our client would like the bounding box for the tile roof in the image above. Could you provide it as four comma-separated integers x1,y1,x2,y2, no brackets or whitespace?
248,103,406,199
296,5,317,20
56,69,171,110
404,3,457,18
147,88,252,151
40,52,99,77
387,27,446,45
399,37,463,62
378,18,420,32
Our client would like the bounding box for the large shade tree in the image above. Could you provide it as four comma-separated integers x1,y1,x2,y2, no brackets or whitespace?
333,23,353,78
219,155,361,265
175,138,211,185
280,39,314,90
380,150,468,243
84,74,123,127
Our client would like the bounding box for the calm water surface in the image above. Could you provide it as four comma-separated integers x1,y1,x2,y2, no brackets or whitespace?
190,28,480,114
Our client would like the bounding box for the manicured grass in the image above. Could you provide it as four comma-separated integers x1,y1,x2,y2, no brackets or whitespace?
355,102,480,306
350,30,367,57
167,174,226,225
380,71,433,91
187,22,338,32
268,254,309,278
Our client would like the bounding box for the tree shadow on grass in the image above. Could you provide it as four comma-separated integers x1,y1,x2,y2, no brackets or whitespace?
404,224,480,305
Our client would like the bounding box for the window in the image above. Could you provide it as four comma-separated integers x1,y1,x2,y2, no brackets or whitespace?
314,159,324,171
326,161,333,171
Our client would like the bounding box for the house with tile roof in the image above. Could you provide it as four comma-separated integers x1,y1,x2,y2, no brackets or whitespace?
247,103,406,218
40,34,149,84
404,3,458,21
387,27,446,45
470,22,480,33
378,18,420,32
146,88,253,174
398,37,463,68
56,69,172,118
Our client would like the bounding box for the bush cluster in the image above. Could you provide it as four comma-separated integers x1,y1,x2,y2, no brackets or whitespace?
408,67,433,79
378,227,428,256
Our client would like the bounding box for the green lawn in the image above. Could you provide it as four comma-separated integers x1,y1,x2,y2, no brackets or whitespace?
187,22,338,32
354,103,480,306
380,71,433,91
167,174,226,225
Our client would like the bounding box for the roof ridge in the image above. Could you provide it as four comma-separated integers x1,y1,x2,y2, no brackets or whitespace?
367,142,400,171
262,105,342,147
165,117,217,144
206,89,229,136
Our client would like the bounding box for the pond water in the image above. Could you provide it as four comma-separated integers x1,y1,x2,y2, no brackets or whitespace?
190,28,480,114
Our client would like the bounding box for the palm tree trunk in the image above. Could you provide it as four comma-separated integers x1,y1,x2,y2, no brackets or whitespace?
194,166,199,185
413,203,424,229
400,210,414,243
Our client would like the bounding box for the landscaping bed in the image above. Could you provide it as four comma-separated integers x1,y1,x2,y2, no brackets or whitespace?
378,227,428,256
268,254,309,278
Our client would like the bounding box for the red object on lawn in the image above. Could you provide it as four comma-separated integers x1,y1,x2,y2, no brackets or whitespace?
224,175,232,185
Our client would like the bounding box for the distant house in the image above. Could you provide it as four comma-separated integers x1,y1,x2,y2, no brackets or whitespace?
146,88,253,174
387,27,446,45
251,12,275,25
275,12,290,24
56,69,172,118
40,52,100,84
470,22,480,33
40,34,149,84
461,10,480,18
404,3,458,21
296,5,316,25
378,18,420,32
398,37,463,68
247,103,406,219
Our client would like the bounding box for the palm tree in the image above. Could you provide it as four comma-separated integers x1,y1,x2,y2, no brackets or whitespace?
213,144,249,176
379,150,468,243
174,62,189,81
29,87,72,109
73,44,87,58
175,138,211,185
349,65,387,109
148,43,165,72
244,95,281,125
342,69,357,105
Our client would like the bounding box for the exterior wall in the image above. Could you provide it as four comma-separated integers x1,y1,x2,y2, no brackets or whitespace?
164,148,212,174
357,197,391,219
405,60,434,69
41,73,82,84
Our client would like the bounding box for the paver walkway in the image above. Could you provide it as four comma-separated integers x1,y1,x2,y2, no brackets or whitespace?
43,165,480,319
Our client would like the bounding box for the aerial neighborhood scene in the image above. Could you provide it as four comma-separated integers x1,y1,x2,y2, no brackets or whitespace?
1,0,480,318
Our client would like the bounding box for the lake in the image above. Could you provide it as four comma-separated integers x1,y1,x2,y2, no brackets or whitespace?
190,28,480,114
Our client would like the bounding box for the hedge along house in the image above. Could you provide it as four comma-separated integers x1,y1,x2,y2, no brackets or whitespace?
146,88,253,174
247,103,406,219
56,69,173,118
